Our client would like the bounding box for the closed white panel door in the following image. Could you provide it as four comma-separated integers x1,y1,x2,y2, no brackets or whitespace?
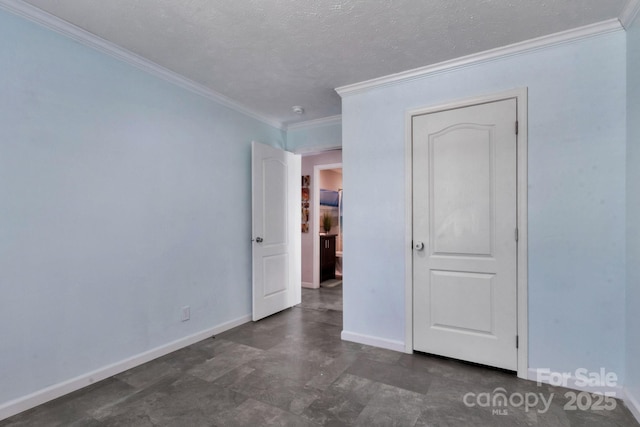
252,141,301,321
412,99,518,370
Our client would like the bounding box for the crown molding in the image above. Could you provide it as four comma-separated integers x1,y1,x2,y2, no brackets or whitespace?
620,0,640,29
285,115,342,131
296,146,343,156
0,0,284,130
336,18,623,97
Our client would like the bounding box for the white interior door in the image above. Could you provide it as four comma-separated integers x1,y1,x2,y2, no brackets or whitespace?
412,99,518,370
252,141,301,321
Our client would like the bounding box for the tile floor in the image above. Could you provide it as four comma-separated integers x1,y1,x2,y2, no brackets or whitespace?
1,286,638,426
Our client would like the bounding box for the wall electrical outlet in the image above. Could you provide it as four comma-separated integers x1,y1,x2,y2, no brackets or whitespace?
181,306,190,322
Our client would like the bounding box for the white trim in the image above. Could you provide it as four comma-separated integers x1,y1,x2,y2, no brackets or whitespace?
0,314,251,421
336,19,622,97
301,281,314,289
515,89,529,381
286,115,342,131
296,146,343,156
624,387,640,424
404,88,529,379
0,0,283,130
341,331,405,353
527,368,623,397
404,105,414,355
313,162,343,289
621,0,640,29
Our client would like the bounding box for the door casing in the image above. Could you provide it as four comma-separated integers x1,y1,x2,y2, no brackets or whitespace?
404,88,529,379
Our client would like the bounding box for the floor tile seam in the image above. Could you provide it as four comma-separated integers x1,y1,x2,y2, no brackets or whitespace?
342,369,435,399
300,401,367,427
233,397,323,426
223,369,359,417
230,390,313,420
289,317,343,328
201,342,268,360
86,380,188,422
295,305,343,314
118,371,188,395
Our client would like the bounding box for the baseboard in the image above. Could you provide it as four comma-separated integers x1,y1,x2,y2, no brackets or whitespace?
341,330,405,353
527,368,624,397
624,387,640,424
0,314,251,421
301,281,315,289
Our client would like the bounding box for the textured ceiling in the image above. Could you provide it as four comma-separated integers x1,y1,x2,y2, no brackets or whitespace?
21,0,629,126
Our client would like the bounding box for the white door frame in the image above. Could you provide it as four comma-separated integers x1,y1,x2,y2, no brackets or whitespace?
313,162,343,288
404,88,529,379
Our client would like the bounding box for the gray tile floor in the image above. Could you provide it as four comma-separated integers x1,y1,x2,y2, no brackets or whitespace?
2,285,638,426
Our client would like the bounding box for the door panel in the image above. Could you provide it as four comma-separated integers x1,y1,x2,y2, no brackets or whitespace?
431,125,493,256
252,142,301,321
263,158,287,245
430,271,494,334
262,254,288,297
413,99,517,371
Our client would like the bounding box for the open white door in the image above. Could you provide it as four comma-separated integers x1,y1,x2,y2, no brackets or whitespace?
252,141,301,321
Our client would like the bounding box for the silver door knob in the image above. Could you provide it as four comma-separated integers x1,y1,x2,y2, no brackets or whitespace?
255,237,264,243
414,241,424,251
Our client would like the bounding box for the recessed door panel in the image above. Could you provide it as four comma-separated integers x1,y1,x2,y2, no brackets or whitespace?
263,158,287,246
430,270,494,335
431,126,493,257
262,254,288,297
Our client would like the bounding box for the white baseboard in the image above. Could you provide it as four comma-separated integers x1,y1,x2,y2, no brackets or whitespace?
341,330,405,353
624,387,640,424
527,368,623,397
301,281,315,289
0,314,251,421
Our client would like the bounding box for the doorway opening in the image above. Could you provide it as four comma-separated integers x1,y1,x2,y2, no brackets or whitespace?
299,150,343,314
318,166,343,288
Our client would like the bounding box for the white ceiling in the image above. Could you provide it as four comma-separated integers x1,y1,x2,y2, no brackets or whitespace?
21,0,630,126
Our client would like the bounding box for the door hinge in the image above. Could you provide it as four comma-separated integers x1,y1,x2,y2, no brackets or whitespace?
515,228,519,242
516,335,519,349
515,120,519,135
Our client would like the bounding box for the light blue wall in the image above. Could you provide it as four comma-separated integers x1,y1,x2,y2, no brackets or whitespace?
0,9,284,405
626,15,640,402
287,120,342,153
342,31,627,378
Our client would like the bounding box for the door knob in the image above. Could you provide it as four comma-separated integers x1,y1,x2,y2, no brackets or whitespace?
414,241,424,251
255,237,263,243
